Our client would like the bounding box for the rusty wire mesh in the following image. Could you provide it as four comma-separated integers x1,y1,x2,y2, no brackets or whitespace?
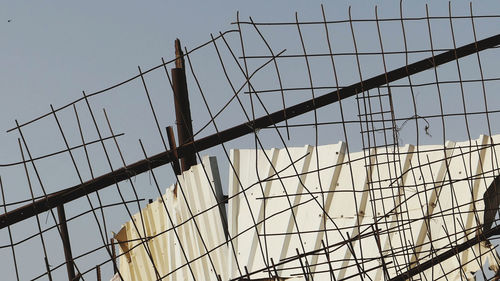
1,2,500,280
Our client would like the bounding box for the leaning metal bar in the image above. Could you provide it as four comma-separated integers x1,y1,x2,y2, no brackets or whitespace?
0,33,499,230
389,225,500,281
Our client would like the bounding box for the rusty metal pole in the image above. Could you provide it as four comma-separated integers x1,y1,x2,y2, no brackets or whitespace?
96,265,102,281
57,205,76,281
172,39,197,172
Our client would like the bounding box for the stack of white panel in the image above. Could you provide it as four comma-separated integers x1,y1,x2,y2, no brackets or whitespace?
114,135,500,280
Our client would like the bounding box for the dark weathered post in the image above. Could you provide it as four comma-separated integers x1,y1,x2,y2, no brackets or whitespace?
166,126,181,176
57,205,76,281
111,238,117,274
96,265,101,281
172,39,197,172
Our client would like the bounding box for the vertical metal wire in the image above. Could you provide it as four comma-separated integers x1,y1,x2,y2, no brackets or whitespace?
81,91,157,281
184,42,274,278
0,177,20,281
72,104,111,258
17,138,53,281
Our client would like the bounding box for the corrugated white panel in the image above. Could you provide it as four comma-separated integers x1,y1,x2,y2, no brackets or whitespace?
229,135,500,280
114,135,500,281
114,156,228,281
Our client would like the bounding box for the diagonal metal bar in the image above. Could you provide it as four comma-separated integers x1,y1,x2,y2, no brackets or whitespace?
0,33,499,230
388,225,500,281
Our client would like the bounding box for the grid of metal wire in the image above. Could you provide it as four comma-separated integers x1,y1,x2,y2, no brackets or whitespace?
1,2,500,280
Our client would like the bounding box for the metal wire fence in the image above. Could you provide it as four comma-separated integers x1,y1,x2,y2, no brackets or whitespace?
1,2,500,280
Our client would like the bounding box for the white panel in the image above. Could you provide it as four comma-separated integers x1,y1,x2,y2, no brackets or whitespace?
114,156,228,281
229,135,500,280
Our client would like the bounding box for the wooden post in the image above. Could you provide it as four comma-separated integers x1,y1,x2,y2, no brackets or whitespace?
172,39,197,172
57,205,76,281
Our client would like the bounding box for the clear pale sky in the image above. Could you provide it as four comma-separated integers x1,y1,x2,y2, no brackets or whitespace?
1,1,500,280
